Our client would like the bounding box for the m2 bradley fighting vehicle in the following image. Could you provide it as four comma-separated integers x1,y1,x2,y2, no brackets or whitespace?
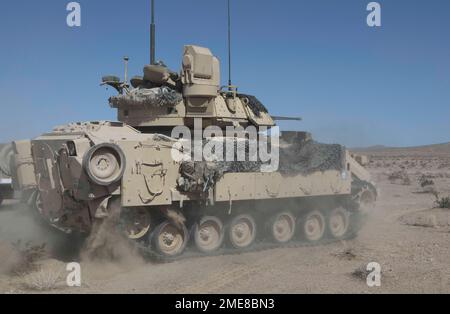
11,1,376,259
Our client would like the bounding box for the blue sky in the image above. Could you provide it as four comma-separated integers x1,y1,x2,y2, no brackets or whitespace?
0,0,449,147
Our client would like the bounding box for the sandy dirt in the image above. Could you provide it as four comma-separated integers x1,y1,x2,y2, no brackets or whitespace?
0,150,449,294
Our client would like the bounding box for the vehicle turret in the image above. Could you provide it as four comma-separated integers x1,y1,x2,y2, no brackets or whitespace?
103,45,277,134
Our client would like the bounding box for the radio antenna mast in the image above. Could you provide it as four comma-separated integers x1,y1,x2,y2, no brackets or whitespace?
227,0,232,89
150,0,156,65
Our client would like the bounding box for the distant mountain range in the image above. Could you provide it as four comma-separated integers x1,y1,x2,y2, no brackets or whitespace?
352,142,450,156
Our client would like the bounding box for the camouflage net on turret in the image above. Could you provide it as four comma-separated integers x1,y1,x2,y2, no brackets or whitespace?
109,86,182,108
237,94,268,117
178,137,346,193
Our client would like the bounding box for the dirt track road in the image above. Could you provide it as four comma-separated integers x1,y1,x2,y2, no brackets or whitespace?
1,157,450,294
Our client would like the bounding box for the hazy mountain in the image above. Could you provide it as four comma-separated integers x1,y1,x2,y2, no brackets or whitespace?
352,142,450,156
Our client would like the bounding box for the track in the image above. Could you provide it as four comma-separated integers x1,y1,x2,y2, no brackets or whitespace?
129,211,365,263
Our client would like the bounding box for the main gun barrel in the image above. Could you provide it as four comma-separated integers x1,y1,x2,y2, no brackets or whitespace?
272,116,303,122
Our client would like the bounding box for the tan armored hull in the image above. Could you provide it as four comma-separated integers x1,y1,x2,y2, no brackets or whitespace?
11,120,376,259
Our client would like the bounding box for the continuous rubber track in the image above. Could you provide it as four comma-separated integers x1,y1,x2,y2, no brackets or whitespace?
130,211,365,263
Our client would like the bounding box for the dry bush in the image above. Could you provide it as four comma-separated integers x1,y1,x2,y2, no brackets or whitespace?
22,268,63,291
430,190,450,209
435,197,450,209
418,175,435,188
388,171,411,185
351,265,370,281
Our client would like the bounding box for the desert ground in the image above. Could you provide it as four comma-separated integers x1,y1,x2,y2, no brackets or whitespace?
0,144,449,294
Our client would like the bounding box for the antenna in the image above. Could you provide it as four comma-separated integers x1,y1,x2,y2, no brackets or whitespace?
227,0,232,90
150,0,156,65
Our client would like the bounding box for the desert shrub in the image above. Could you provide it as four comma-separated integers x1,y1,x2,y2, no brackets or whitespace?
351,265,369,281
435,196,450,209
418,175,435,188
388,171,411,185
431,190,450,209
23,269,62,291
351,264,382,281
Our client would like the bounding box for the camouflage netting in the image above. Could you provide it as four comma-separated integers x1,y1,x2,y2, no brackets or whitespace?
238,94,268,117
109,86,182,108
279,140,346,175
178,136,346,193
178,138,261,193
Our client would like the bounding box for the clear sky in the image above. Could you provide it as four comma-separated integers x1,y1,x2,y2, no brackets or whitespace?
0,0,449,147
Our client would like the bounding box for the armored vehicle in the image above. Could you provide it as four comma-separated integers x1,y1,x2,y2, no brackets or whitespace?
0,144,15,207
11,1,376,259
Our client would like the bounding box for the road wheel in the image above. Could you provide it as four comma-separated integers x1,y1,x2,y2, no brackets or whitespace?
150,220,189,258
193,216,224,253
299,210,326,242
327,207,350,239
228,214,257,250
268,212,296,243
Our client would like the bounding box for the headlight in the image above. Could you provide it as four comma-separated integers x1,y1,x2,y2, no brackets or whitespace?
83,143,125,186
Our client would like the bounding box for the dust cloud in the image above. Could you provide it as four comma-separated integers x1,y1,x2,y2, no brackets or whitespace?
80,213,145,268
0,201,144,283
